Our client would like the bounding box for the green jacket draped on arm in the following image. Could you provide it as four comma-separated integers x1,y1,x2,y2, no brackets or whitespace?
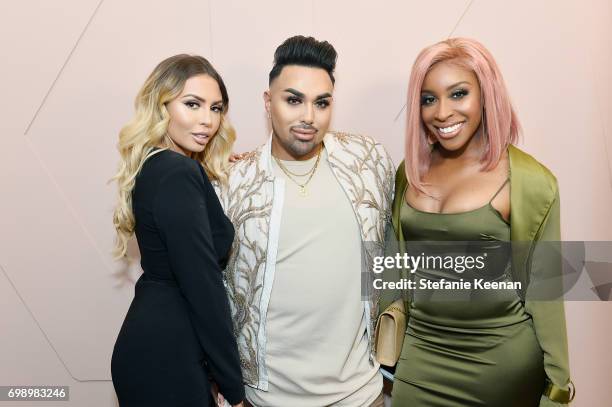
382,145,571,398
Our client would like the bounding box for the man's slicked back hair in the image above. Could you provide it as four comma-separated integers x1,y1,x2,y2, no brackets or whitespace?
269,35,337,85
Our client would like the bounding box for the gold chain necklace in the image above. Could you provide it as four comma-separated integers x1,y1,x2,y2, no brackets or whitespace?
274,147,322,196
276,160,318,177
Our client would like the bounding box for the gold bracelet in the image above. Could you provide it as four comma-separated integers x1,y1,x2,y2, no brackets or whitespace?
543,379,575,403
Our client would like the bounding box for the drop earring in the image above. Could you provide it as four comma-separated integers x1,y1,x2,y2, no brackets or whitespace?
165,133,178,151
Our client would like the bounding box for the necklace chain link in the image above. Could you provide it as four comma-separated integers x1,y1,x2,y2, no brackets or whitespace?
273,147,323,196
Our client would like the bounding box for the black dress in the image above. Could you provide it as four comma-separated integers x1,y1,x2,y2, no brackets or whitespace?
111,149,244,407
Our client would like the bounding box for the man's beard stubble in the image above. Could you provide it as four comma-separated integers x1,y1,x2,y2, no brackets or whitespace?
271,121,322,159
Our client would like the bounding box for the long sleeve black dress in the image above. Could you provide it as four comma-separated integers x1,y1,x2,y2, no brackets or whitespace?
111,149,244,407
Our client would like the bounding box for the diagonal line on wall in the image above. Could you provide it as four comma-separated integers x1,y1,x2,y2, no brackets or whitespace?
393,102,406,123
311,0,316,35
24,0,106,136
23,136,115,276
583,30,612,195
447,0,475,38
587,47,612,192
598,107,612,192
394,0,475,123
208,0,214,58
0,263,110,382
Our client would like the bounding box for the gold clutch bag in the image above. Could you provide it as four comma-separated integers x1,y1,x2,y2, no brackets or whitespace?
374,299,407,366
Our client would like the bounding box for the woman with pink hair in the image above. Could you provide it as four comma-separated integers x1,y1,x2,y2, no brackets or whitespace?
381,38,573,406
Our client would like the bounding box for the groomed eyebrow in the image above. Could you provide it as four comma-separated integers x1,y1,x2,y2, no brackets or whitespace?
421,81,472,94
283,88,333,100
182,94,223,105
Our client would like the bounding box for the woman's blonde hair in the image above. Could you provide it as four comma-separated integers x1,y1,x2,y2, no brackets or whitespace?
112,54,235,258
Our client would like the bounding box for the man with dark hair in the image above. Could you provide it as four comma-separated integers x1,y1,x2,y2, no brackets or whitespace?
268,35,337,85
217,35,394,407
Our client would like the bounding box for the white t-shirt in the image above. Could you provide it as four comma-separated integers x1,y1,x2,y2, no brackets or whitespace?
245,149,382,407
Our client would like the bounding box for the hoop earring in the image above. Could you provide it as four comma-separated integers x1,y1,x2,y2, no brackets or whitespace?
165,133,178,150
426,131,436,146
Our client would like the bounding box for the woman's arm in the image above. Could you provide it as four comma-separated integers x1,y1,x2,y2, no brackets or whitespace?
154,160,244,405
378,162,407,314
524,189,572,405
378,224,404,313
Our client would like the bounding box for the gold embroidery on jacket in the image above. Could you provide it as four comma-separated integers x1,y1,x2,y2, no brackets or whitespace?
217,131,395,387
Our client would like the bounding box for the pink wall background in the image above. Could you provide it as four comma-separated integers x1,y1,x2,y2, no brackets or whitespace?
0,1,610,405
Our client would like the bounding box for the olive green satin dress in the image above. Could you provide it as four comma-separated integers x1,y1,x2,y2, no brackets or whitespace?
391,184,546,407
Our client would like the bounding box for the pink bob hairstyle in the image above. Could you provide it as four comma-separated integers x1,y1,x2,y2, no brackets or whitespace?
405,37,521,194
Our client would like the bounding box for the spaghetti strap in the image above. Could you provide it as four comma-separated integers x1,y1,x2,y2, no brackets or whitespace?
489,179,509,203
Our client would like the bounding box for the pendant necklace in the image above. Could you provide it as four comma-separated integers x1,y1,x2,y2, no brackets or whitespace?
273,147,322,197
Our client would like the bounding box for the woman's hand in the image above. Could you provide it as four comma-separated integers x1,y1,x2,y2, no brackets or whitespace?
229,152,247,162
216,391,244,407
216,391,225,406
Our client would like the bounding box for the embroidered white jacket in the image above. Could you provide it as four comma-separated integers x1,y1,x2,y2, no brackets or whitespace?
215,131,395,390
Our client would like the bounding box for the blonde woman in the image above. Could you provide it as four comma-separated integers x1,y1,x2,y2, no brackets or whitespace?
111,55,244,407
